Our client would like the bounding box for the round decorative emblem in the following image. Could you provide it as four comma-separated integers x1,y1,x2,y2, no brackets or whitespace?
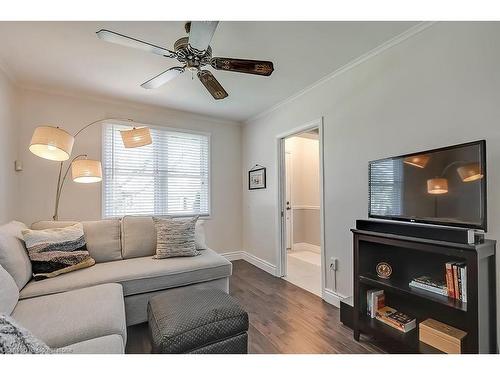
376,262,392,279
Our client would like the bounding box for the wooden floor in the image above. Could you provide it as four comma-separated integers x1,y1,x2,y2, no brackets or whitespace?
126,260,385,354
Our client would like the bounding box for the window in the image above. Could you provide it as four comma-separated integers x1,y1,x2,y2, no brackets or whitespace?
103,123,210,218
369,159,403,216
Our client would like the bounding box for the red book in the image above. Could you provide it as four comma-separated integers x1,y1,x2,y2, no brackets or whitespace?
445,262,455,298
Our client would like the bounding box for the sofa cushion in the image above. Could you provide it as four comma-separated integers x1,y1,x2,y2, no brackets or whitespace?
63,334,125,354
12,283,126,348
121,216,207,259
121,216,156,259
0,265,19,315
0,221,32,289
31,219,122,263
195,220,207,250
22,223,96,280
19,249,232,299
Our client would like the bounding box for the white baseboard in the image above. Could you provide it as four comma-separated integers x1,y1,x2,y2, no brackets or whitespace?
220,251,245,261
243,252,277,276
322,288,347,308
221,251,277,276
292,242,321,254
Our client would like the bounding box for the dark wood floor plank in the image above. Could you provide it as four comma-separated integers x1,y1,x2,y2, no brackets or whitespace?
126,260,385,354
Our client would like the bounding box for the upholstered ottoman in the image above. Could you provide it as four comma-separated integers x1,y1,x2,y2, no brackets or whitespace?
147,287,249,354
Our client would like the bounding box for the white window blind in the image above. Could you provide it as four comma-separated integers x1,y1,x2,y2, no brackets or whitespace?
103,124,210,218
369,159,403,216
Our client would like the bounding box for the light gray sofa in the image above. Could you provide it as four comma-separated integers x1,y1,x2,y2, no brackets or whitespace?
0,217,232,354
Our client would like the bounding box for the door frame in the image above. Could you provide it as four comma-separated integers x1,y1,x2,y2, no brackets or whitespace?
285,151,293,252
275,117,326,298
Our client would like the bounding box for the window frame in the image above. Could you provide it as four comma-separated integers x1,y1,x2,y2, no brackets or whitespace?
101,120,212,219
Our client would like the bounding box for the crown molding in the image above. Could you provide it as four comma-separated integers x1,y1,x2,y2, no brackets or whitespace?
17,82,243,126
245,21,436,124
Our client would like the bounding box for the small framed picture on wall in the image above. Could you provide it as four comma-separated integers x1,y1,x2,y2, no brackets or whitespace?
249,166,266,190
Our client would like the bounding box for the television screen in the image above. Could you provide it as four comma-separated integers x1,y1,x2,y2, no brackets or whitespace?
368,140,486,230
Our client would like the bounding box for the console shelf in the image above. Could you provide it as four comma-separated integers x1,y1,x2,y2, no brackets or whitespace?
359,273,467,312
352,227,496,354
357,315,444,354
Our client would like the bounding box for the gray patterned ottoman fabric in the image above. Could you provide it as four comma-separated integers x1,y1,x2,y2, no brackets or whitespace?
147,287,248,354
188,332,248,354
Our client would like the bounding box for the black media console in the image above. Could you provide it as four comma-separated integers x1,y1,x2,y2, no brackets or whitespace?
351,220,496,354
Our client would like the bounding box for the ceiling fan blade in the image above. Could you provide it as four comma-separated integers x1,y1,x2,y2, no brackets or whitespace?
96,29,176,58
197,70,228,100
188,21,219,52
141,67,184,89
211,57,274,76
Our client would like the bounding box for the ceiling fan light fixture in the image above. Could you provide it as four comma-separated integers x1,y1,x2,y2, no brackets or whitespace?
97,22,274,100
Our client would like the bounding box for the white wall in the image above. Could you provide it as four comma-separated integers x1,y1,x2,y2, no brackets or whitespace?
16,87,243,254
242,21,500,335
0,68,19,224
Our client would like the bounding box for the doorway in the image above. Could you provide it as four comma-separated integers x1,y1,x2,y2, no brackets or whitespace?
277,119,325,297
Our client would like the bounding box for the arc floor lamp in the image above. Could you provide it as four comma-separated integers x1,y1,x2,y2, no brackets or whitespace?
29,118,152,220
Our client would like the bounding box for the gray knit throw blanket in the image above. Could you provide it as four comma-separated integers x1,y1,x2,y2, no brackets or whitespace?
0,314,69,354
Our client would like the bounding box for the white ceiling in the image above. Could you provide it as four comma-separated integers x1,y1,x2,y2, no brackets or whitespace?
0,21,417,121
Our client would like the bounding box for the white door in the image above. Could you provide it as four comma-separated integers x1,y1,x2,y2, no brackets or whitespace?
285,152,292,250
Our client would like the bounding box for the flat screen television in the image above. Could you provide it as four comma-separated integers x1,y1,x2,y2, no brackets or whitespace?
368,140,486,231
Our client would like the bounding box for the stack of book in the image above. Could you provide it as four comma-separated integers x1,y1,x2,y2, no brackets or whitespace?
408,262,467,302
366,290,416,333
409,276,448,296
376,306,417,333
445,262,467,302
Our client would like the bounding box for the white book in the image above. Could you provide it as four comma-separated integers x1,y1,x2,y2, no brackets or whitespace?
370,290,384,318
409,281,448,296
367,290,374,316
461,266,467,303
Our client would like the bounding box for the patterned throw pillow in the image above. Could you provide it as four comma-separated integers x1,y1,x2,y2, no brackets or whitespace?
153,216,200,259
0,314,69,354
22,223,95,280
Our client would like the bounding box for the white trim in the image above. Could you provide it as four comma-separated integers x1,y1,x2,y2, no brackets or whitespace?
246,22,435,123
276,117,325,297
322,288,348,308
220,251,245,261
221,251,277,276
18,83,242,126
243,252,277,276
292,205,320,210
292,242,321,254
318,118,326,300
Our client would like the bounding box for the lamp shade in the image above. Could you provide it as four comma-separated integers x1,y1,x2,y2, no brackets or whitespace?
72,159,102,183
427,178,448,194
403,155,430,169
120,127,152,148
29,126,74,161
457,163,483,182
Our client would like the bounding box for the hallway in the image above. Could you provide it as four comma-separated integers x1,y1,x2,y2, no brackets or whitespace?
285,249,321,296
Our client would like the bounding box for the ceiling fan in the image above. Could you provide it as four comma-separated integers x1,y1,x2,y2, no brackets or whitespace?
96,21,274,100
